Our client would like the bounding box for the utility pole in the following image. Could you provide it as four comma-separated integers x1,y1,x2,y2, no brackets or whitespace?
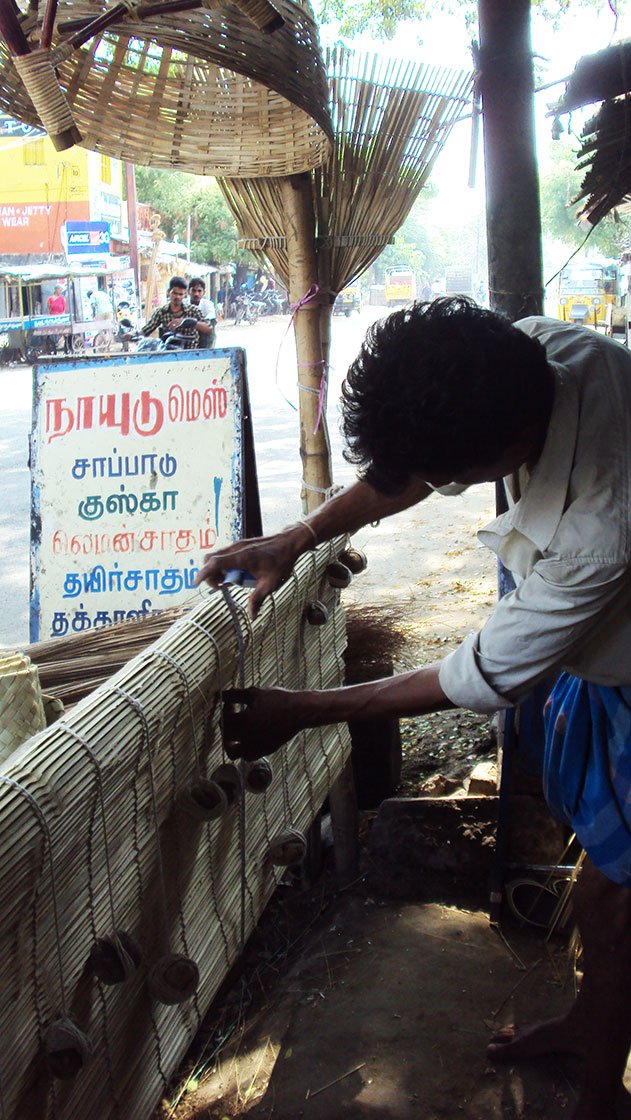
477,0,547,923
124,162,140,307
477,0,544,321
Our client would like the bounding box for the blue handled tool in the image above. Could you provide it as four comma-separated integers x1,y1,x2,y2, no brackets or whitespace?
222,568,256,588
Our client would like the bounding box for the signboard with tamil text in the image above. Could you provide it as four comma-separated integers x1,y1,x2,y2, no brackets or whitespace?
0,314,71,333
30,347,261,641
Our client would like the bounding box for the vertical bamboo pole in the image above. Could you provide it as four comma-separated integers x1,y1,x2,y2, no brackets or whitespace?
280,172,358,885
125,162,141,307
317,190,335,401
478,0,544,915
143,220,163,317
280,173,332,513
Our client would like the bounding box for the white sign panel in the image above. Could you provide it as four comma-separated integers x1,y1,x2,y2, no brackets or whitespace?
30,348,248,641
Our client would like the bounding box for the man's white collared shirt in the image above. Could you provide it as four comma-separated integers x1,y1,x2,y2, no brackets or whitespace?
438,318,631,713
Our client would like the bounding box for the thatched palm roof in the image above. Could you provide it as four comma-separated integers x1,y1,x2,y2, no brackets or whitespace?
552,39,631,223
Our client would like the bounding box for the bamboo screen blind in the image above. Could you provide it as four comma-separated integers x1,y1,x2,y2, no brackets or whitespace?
0,543,350,1120
219,46,474,292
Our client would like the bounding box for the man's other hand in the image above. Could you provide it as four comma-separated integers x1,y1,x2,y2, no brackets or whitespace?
222,687,311,760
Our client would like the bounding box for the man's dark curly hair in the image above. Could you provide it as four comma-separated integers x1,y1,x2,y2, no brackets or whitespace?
341,297,554,493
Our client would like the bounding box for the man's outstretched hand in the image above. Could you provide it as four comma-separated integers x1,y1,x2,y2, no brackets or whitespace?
195,526,311,618
223,687,314,760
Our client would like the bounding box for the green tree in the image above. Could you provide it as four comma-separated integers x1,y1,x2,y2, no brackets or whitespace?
313,0,628,42
134,167,251,267
374,236,426,284
539,137,629,258
316,0,437,42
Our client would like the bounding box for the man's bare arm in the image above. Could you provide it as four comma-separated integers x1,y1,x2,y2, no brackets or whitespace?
223,662,452,760
299,476,431,543
195,476,431,616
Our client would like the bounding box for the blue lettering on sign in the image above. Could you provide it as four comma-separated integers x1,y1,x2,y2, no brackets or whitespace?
0,113,42,138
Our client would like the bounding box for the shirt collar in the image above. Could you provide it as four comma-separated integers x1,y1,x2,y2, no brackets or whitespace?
508,362,579,550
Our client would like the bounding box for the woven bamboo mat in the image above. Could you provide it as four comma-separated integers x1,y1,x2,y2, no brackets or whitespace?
0,542,350,1120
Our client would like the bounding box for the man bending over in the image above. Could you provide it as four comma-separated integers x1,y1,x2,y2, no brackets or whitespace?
197,297,631,1120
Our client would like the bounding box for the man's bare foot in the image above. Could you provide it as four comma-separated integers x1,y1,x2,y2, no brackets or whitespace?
487,1016,584,1062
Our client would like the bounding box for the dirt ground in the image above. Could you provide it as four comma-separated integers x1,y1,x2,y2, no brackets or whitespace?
161,888,586,1120
156,485,598,1120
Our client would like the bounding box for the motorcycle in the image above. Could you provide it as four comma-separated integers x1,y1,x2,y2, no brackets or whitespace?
255,289,285,316
135,317,201,352
91,316,136,354
234,293,261,325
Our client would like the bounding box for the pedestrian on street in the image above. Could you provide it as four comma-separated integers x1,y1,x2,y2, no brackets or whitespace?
46,284,70,353
197,296,631,1120
87,287,114,320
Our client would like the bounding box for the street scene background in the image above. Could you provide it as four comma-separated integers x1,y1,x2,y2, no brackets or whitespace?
0,307,496,649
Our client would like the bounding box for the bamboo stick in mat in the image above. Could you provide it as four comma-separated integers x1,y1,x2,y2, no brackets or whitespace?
0,540,351,1120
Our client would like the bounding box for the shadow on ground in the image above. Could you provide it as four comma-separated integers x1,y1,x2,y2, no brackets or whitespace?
164,879,584,1120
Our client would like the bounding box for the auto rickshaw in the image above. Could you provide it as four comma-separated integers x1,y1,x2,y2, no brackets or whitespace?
0,264,138,362
333,282,362,316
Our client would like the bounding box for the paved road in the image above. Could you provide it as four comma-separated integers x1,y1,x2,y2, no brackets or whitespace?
0,307,382,647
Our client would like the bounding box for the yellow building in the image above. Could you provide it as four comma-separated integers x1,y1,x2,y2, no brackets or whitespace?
0,115,124,258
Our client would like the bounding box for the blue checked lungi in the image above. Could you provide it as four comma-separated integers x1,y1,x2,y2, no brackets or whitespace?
543,673,631,886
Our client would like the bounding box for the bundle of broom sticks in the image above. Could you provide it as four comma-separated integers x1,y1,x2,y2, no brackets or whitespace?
23,598,410,708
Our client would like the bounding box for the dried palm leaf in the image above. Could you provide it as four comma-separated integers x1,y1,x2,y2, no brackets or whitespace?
219,45,474,292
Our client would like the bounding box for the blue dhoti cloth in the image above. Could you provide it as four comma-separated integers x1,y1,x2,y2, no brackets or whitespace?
543,674,631,886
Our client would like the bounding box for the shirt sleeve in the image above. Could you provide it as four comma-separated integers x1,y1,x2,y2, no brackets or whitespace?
439,557,631,712
141,308,160,336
